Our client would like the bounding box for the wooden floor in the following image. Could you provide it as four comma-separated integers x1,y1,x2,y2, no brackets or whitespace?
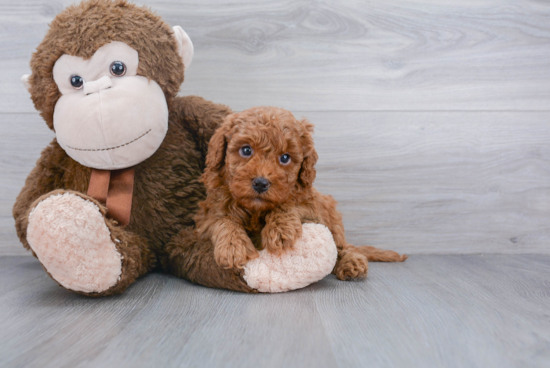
0,255,548,368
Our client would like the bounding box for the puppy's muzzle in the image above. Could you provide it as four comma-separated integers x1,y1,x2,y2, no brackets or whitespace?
252,177,270,194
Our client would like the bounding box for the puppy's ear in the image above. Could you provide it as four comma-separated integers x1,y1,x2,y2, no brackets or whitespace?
202,116,233,190
297,118,318,189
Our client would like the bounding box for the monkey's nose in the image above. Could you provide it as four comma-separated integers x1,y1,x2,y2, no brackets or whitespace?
83,76,113,95
252,177,270,194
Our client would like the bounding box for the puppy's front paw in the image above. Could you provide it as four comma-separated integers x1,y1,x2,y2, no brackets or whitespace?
261,217,302,256
214,236,258,270
334,252,369,280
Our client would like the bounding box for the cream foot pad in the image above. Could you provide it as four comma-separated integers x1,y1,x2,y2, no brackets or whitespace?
243,223,337,293
27,192,122,293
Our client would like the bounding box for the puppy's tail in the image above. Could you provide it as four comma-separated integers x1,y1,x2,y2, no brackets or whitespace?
354,245,408,262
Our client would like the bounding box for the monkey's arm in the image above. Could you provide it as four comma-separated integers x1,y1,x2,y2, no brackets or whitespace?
12,140,67,250
164,226,256,293
170,95,232,157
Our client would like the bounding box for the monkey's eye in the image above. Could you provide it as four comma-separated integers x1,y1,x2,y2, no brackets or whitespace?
70,75,84,90
110,61,126,76
279,153,291,165
239,145,253,158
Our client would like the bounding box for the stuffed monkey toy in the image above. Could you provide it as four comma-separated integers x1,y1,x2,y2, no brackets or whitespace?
13,0,338,296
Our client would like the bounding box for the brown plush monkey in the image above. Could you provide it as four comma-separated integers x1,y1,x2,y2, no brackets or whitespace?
14,0,339,296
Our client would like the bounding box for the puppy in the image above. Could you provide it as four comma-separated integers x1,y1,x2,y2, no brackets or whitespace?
195,106,407,281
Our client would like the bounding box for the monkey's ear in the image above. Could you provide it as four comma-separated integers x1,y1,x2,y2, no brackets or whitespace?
172,26,194,70
21,74,31,93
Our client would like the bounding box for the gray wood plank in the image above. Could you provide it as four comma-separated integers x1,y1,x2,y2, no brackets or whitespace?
2,111,549,255
0,114,55,256
2,0,550,112
0,255,548,368
0,257,337,368
314,254,550,368
309,111,550,254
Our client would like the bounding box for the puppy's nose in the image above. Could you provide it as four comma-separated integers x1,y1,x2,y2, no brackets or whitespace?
252,177,270,194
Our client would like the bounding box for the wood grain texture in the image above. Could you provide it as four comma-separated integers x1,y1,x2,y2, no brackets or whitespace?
313,254,550,368
2,112,549,255
2,0,550,112
309,111,550,254
0,255,548,368
0,114,54,256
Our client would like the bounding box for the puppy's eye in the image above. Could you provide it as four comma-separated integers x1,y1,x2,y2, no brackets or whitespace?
239,145,253,158
70,75,84,90
279,153,291,165
110,61,126,76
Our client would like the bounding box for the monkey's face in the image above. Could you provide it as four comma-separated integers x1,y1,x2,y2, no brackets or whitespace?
23,0,193,170
51,41,168,170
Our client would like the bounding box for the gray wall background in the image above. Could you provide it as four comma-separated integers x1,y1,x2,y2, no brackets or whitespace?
1,0,549,255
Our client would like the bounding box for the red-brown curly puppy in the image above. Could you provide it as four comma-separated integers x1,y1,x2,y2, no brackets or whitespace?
196,106,407,281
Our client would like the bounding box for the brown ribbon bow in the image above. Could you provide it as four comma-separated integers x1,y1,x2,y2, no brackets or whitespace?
87,168,135,226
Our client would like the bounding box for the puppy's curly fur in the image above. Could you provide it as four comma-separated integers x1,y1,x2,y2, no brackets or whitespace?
195,106,407,281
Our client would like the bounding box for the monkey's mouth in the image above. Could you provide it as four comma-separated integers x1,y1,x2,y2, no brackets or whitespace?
65,129,151,152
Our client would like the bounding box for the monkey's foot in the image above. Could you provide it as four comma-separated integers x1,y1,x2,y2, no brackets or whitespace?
27,192,122,294
243,223,337,293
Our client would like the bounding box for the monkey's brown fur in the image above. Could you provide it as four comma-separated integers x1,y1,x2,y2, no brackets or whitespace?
13,0,251,296
194,107,407,283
